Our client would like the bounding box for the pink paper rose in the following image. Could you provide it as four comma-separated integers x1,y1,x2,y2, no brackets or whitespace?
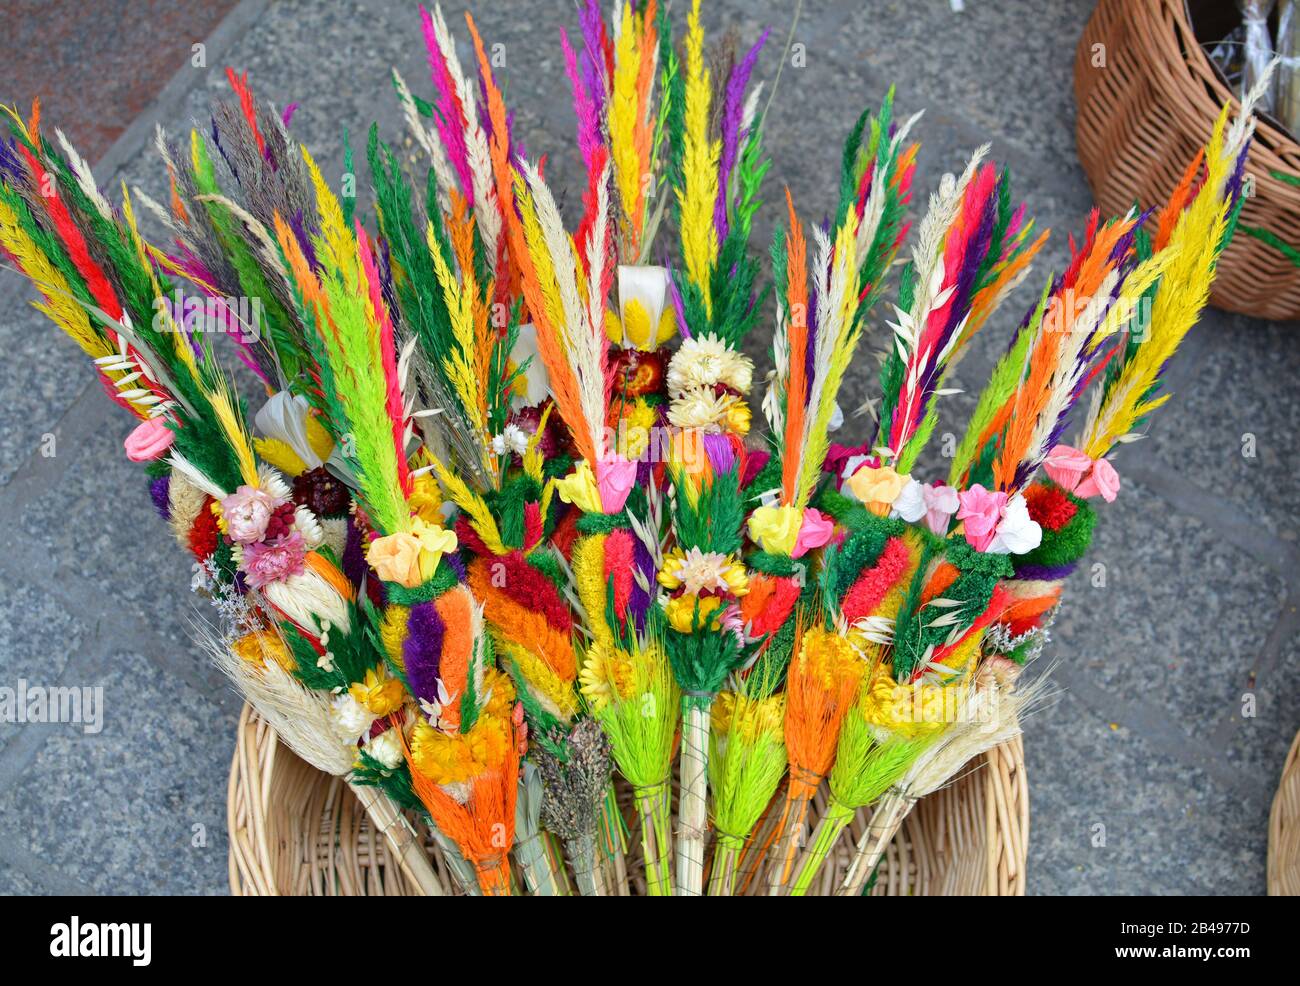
922,484,961,536
1042,444,1093,492
957,484,1007,552
595,455,638,514
123,418,175,462
1044,444,1120,503
792,507,835,559
1075,456,1120,502
221,485,282,544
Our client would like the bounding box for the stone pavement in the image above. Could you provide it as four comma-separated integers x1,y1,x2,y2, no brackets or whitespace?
0,0,1295,895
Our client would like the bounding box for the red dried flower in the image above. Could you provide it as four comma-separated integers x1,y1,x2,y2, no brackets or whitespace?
188,498,221,559
1024,482,1077,533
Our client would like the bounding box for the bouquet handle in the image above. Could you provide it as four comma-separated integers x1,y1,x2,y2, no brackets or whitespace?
676,701,711,896
347,781,447,896
835,793,910,896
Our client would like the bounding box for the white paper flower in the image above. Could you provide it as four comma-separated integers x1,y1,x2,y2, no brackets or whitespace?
509,323,551,407
892,480,960,535
666,333,753,395
892,479,927,523
987,493,1043,554
618,264,669,340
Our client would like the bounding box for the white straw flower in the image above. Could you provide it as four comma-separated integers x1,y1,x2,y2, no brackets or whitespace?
667,333,753,395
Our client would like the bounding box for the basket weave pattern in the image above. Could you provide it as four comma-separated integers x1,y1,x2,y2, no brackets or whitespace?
1268,729,1300,895
1074,0,1300,321
227,705,1029,896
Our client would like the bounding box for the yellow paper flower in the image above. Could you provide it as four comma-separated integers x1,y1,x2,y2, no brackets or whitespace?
349,666,405,717
410,517,458,582
663,592,725,633
367,532,424,588
845,464,911,517
408,473,444,525
554,460,604,514
747,504,802,556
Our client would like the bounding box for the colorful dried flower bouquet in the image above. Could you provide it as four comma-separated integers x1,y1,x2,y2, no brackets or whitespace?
0,1,1266,895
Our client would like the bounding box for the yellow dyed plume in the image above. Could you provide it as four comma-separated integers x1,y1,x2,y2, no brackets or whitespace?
302,146,357,284
679,0,720,312
1080,106,1234,459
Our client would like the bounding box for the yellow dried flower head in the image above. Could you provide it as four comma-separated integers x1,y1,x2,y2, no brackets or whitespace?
859,668,953,737
617,397,659,460
349,666,405,717
408,473,444,525
578,641,637,712
409,706,512,787
712,691,785,741
800,626,864,688
663,592,725,633
231,630,294,673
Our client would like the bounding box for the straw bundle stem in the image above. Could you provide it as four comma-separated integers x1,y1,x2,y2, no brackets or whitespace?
636,780,675,895
707,837,744,895
837,792,910,896
788,796,855,896
515,828,564,895
346,781,447,896
676,701,711,895
765,773,820,895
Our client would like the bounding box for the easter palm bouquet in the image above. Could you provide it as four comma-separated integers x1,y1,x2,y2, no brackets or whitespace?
0,0,1267,895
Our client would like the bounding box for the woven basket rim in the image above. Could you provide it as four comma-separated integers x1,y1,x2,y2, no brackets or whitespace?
1267,727,1300,896
1167,0,1300,198
1074,0,1300,321
226,703,1029,896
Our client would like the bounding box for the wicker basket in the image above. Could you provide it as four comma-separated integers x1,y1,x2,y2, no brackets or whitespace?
227,705,458,895
227,703,1029,896
1268,728,1300,896
1074,0,1300,321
